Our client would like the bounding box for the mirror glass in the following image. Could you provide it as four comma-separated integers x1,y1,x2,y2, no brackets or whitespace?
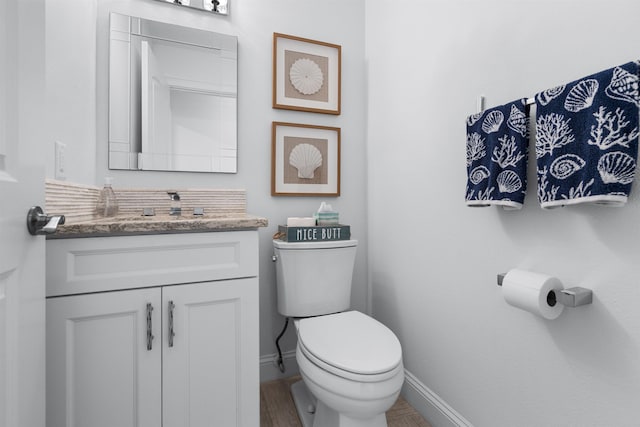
109,13,237,173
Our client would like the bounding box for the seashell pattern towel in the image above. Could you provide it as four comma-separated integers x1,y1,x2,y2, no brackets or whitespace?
535,61,640,208
466,99,529,209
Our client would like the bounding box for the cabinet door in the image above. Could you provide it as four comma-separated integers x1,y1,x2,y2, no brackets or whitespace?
46,288,162,427
162,278,259,427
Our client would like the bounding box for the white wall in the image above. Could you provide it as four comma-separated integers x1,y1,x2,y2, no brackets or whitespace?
47,1,640,424
45,0,366,370
366,1,640,426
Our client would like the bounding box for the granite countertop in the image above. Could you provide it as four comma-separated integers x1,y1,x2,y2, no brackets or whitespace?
49,214,269,238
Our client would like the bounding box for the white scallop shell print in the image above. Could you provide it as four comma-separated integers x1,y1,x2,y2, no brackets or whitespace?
564,79,599,112
289,58,324,95
289,143,323,179
467,112,482,127
481,110,504,134
549,154,586,179
497,170,522,193
605,66,640,106
597,151,636,184
469,166,490,184
507,104,527,137
537,85,566,106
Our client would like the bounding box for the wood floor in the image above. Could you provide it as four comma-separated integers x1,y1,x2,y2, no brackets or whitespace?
260,376,432,427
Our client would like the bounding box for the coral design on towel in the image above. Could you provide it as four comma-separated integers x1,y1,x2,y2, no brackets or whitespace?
587,106,639,150
466,132,486,166
466,99,529,209
535,113,575,158
534,61,640,208
492,135,526,168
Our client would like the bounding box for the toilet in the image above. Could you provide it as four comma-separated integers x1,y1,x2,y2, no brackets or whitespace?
273,239,404,427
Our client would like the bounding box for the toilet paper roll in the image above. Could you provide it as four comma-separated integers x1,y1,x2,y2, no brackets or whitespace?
502,269,565,320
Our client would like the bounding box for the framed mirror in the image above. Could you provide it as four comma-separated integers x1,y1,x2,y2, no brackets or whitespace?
108,13,237,173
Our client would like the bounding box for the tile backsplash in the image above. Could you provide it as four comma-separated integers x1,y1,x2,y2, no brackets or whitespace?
46,179,247,223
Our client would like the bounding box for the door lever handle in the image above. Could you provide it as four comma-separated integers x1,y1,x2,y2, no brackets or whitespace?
26,206,65,235
42,215,64,234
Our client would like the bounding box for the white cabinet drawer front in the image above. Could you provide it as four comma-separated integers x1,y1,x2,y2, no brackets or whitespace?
46,231,258,296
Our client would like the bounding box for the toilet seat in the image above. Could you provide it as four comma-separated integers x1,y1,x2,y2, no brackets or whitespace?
297,311,402,382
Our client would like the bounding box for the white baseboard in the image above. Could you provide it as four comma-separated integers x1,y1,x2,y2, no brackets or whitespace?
260,349,300,383
402,369,473,427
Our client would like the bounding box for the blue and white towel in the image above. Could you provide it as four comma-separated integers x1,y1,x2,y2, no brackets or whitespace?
465,99,529,209
535,61,640,208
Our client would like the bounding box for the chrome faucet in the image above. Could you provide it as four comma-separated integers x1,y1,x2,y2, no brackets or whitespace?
168,192,181,216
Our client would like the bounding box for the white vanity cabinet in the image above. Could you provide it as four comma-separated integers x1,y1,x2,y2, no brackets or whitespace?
46,231,259,427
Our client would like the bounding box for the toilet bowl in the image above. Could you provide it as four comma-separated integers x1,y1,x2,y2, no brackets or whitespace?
292,311,404,427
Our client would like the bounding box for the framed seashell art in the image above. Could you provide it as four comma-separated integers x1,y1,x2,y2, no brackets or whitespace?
272,122,341,196
273,33,341,115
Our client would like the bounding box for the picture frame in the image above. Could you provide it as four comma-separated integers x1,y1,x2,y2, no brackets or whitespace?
271,122,341,197
272,33,341,115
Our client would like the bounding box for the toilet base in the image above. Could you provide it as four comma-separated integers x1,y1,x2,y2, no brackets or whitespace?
290,380,388,427
291,380,317,427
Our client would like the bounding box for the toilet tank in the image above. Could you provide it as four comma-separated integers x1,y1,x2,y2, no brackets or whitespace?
273,239,358,317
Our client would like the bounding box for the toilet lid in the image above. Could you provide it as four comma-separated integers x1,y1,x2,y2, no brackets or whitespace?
297,311,402,375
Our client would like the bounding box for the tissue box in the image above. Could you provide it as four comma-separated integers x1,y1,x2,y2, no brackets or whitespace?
277,224,350,242
314,212,339,225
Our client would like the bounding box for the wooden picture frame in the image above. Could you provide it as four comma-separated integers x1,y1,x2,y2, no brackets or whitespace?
272,33,341,115
271,122,341,196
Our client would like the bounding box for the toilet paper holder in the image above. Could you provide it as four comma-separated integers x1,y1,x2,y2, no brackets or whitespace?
497,273,593,307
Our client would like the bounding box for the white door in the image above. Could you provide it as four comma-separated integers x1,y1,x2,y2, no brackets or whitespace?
0,0,46,426
162,279,260,427
46,289,162,427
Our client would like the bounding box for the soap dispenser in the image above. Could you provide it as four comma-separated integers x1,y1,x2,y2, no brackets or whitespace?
95,177,119,217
